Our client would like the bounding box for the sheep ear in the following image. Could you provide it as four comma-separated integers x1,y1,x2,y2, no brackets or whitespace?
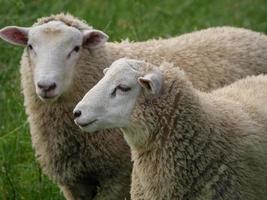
82,29,109,48
0,26,30,46
103,67,109,75
138,70,163,96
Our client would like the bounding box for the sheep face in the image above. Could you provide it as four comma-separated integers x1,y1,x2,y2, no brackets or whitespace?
0,21,108,102
73,58,163,133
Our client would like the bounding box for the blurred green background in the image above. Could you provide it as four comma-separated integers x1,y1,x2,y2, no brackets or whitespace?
0,0,266,199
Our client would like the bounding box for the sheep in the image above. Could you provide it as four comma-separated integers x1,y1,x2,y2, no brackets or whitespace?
74,58,267,200
1,13,267,199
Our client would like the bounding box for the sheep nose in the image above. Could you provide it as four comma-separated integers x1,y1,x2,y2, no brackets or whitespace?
37,82,57,92
73,110,82,118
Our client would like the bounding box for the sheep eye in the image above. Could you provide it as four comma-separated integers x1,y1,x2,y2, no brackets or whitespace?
73,46,80,52
67,46,81,59
117,85,131,92
111,88,117,97
111,85,131,98
28,44,33,50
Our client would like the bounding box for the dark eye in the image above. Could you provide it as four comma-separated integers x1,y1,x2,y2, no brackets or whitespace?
111,88,117,97
110,85,131,98
73,46,80,52
28,44,33,50
67,46,81,59
117,85,131,92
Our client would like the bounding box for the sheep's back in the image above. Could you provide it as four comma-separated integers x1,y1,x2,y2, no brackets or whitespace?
108,26,267,92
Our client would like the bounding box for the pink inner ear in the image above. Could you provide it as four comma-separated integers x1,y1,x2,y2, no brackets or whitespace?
139,78,152,90
2,28,28,44
87,32,102,45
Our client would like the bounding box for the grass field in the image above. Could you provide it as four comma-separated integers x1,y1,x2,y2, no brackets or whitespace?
0,0,267,199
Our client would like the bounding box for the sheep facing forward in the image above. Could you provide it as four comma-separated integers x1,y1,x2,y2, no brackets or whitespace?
74,58,267,200
1,13,267,199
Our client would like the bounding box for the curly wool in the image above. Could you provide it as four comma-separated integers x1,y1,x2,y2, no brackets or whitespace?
126,64,267,200
20,13,267,200
34,13,92,30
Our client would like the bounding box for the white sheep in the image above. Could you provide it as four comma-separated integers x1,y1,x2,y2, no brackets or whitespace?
1,13,267,199
74,58,267,200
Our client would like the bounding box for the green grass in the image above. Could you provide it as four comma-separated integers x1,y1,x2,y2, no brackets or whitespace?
0,0,267,199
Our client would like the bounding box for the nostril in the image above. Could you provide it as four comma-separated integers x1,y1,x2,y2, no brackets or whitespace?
73,110,82,118
37,82,57,91
48,83,56,91
37,82,46,89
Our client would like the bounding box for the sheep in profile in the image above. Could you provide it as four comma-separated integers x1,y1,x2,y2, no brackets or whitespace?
1,12,267,199
74,58,267,200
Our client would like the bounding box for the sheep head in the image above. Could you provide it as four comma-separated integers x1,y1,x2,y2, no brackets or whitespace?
73,58,164,134
0,20,108,102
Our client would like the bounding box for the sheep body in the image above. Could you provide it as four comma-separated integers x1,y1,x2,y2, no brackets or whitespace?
129,70,267,200
127,66,267,200
19,13,267,199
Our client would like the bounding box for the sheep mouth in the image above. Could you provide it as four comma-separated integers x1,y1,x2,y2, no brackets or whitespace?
78,119,98,128
41,95,57,99
38,91,58,101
